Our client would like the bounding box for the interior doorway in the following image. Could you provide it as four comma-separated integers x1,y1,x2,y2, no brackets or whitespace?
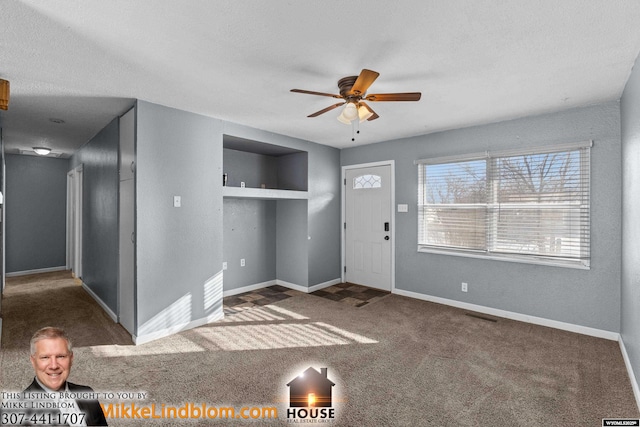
66,164,83,278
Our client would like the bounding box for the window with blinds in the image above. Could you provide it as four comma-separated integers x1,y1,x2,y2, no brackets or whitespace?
416,142,591,268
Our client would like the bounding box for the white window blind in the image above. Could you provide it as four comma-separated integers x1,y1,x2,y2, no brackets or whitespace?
417,142,591,268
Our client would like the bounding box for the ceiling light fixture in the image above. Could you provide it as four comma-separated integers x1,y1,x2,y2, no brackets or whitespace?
337,111,351,125
337,102,363,124
33,147,51,156
337,103,374,125
358,105,373,122
342,102,358,121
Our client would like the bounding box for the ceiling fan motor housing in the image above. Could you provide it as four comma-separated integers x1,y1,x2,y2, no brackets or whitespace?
338,76,360,99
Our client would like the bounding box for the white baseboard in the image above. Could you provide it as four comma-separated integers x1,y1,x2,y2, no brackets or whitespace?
273,279,309,293
394,289,620,341
6,266,68,277
81,282,118,322
307,278,341,293
619,337,640,411
223,278,341,296
276,278,342,293
223,280,277,297
133,311,224,345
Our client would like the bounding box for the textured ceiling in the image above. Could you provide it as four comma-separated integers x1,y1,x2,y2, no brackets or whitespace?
2,0,640,157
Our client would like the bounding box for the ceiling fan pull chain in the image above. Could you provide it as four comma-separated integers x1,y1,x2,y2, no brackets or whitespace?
351,119,356,141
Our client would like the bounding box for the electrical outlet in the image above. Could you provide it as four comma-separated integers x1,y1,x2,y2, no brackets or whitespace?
222,262,227,270
240,258,245,267
461,282,468,292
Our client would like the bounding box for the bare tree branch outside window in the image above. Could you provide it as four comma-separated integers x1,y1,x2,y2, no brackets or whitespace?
419,148,589,266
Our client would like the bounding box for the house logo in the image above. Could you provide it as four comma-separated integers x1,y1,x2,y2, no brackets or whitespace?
286,367,336,421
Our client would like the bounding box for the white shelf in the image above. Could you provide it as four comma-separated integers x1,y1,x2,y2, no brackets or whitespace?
222,186,308,200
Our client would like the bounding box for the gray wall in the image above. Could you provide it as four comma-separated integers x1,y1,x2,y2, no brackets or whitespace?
223,198,309,292
135,100,224,336
621,53,640,396
222,122,341,288
222,149,308,192
278,152,308,191
70,118,119,311
342,101,622,332
64,99,339,340
223,149,278,189
307,144,341,286
5,154,69,273
223,199,276,291
276,199,309,286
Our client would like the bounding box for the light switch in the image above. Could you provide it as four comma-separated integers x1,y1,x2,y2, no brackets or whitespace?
397,204,408,213
173,196,181,207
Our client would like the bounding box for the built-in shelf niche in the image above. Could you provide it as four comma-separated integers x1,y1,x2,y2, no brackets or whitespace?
223,135,308,194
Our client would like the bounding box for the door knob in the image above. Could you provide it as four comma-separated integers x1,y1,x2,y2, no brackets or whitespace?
384,236,390,240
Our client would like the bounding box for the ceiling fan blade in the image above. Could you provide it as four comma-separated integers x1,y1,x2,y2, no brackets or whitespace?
350,69,380,95
365,92,422,102
307,102,345,117
359,102,379,121
291,89,343,99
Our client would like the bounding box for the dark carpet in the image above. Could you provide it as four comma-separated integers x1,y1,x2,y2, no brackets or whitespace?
1,271,638,426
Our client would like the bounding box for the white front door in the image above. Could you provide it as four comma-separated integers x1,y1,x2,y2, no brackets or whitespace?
344,164,392,291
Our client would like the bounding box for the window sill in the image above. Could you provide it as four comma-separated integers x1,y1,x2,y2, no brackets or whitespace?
417,246,590,270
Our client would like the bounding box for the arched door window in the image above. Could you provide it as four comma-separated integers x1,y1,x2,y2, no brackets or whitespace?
353,174,382,189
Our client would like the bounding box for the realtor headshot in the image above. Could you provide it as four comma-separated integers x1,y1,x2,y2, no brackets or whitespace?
20,327,108,426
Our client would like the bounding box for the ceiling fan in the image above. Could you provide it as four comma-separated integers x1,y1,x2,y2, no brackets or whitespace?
290,69,421,124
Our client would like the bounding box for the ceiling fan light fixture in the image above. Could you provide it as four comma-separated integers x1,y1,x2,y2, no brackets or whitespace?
358,105,373,122
33,147,51,156
337,111,351,124
342,102,358,121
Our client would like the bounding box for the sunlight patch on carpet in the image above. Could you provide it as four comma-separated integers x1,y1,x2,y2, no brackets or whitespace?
221,305,309,323
263,305,308,319
193,322,378,351
89,334,205,357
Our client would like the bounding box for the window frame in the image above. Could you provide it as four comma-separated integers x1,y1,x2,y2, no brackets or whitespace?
416,141,592,269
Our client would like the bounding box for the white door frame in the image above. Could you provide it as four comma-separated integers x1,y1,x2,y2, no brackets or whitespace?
66,164,83,278
341,160,395,292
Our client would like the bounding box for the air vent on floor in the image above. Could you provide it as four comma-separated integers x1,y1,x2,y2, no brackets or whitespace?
465,313,498,322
